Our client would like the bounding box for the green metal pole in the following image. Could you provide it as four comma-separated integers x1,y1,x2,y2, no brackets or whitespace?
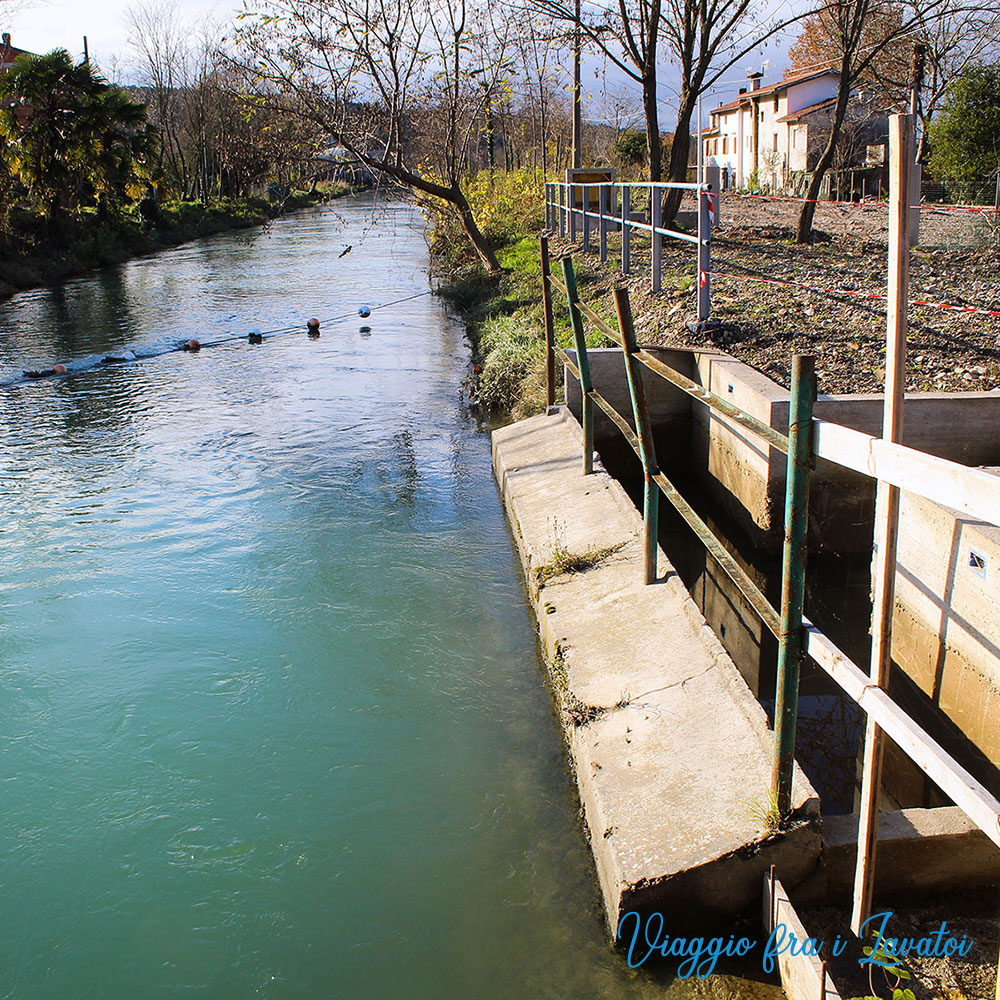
562,257,593,475
540,236,556,410
613,286,659,584
771,354,816,817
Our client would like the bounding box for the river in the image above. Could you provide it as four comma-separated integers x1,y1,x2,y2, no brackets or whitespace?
0,197,711,997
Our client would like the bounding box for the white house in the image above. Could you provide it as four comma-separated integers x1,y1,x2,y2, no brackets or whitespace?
700,65,889,196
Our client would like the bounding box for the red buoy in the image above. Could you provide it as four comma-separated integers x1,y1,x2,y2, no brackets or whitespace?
185,339,201,352
307,318,320,338
52,363,67,374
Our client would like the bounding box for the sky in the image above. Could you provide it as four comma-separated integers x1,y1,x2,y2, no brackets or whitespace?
3,0,226,68
1,0,791,129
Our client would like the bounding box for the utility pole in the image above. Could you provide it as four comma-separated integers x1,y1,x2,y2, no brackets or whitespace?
910,43,926,153
572,0,582,168
697,92,703,186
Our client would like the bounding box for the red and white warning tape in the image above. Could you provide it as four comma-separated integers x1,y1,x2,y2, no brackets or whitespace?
731,193,1000,215
705,270,1000,319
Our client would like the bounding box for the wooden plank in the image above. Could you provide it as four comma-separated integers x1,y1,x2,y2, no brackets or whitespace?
852,113,914,936
813,420,1000,528
763,874,842,1000
803,621,1000,850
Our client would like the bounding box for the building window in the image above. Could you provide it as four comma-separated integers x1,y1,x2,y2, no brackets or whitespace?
722,136,728,155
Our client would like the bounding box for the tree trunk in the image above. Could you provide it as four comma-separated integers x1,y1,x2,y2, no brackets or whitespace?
795,76,852,243
642,67,661,182
661,101,694,225
454,186,501,271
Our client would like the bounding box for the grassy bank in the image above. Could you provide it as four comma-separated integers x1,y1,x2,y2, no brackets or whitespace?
429,170,612,421
0,181,352,303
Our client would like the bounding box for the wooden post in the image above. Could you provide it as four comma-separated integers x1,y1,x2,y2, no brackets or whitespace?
559,184,566,237
562,257,594,475
583,187,592,252
540,236,556,409
851,113,914,937
614,286,659,584
651,184,662,293
569,181,577,241
621,185,631,276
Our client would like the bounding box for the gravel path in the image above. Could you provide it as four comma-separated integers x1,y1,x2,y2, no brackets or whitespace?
552,196,1000,394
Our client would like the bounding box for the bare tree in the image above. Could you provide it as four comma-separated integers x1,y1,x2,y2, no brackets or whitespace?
509,10,567,178
523,0,666,180
911,0,1000,160
524,0,817,223
126,2,191,195
788,0,982,241
232,0,512,271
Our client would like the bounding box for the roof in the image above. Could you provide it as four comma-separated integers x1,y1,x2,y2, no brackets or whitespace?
0,34,32,71
776,97,837,123
710,65,838,117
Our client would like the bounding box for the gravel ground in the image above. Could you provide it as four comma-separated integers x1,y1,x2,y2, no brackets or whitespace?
802,889,999,1000
552,196,1000,394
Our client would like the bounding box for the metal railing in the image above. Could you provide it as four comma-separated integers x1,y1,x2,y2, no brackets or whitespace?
540,232,1000,929
543,180,715,321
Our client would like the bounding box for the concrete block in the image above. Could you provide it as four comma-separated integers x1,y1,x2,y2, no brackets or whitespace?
492,407,821,936
794,807,1000,904
890,478,1000,779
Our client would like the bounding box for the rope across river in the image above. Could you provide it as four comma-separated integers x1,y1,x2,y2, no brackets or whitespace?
4,288,436,389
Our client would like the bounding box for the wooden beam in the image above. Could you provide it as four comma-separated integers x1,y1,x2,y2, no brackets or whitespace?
803,621,1000,850
812,420,1000,528
851,113,914,937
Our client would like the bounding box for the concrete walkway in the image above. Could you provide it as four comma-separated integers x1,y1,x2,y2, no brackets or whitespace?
493,407,822,936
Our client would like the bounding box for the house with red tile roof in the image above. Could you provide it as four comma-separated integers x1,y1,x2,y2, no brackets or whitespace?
699,64,891,196
1,32,32,72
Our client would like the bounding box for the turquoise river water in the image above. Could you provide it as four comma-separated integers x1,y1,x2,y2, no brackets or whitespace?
0,198,770,998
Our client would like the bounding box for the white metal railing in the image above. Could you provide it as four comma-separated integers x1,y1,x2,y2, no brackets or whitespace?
543,179,718,322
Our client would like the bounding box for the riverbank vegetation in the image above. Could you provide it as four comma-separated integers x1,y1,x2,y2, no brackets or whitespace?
429,169,614,419
0,8,345,300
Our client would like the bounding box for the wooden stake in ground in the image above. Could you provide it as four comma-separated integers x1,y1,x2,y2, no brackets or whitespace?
851,113,914,937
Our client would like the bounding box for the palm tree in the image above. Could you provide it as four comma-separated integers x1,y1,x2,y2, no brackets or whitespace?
0,48,156,224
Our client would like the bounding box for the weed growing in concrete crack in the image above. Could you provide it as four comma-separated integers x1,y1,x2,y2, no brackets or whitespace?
549,642,569,694
741,788,783,834
534,518,625,585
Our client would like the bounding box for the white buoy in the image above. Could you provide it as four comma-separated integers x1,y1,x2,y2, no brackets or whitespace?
358,305,371,318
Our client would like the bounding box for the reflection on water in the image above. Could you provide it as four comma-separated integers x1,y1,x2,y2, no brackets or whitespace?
1,199,784,998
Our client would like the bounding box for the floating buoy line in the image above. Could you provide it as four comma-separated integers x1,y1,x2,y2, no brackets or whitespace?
3,288,436,389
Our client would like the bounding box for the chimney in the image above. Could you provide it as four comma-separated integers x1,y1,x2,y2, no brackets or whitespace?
748,70,763,91
738,87,747,95
2,33,11,49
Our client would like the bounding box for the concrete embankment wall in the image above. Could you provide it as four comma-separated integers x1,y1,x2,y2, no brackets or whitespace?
492,407,821,937
885,480,1000,802
565,348,1000,554
565,347,1000,804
